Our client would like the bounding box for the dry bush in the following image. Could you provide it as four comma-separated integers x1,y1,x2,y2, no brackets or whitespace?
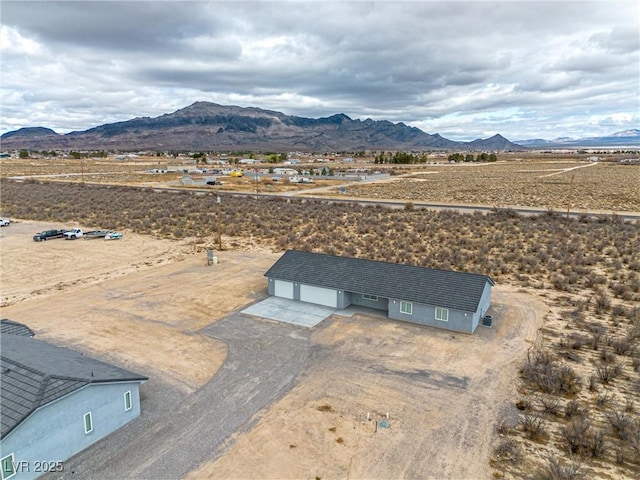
595,363,623,385
564,400,588,420
519,414,547,442
521,349,581,396
534,457,584,480
493,438,521,464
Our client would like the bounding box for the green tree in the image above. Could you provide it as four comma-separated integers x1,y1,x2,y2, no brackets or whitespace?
19,150,29,158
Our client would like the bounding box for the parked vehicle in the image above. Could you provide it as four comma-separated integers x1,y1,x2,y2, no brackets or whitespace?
289,175,313,184
229,170,244,177
33,229,67,241
0,218,10,227
63,228,84,240
85,230,112,239
205,176,224,185
104,232,123,240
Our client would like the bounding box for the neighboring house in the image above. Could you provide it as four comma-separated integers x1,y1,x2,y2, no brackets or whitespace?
265,250,494,334
0,324,148,480
0,320,34,338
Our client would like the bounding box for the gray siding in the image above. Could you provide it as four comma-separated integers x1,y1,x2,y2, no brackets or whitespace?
1,382,142,480
471,281,493,331
389,299,475,334
267,274,493,334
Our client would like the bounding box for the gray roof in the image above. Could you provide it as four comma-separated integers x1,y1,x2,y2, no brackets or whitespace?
1,333,148,439
1,319,35,337
265,250,494,313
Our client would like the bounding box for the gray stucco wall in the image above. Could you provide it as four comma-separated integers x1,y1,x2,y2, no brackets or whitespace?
389,299,475,334
0,382,142,480
471,281,493,331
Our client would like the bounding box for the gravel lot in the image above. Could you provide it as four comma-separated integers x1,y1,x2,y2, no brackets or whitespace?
50,313,311,479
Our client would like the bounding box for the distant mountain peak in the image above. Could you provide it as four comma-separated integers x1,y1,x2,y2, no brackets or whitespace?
0,103,522,151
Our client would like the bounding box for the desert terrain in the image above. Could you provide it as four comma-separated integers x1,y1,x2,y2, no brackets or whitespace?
1,154,639,479
1,220,545,479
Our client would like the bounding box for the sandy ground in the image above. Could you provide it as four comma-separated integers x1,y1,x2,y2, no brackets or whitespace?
1,220,548,478
0,220,278,390
189,286,547,479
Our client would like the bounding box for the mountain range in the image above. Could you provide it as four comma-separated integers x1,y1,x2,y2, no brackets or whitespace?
516,129,640,148
0,102,523,152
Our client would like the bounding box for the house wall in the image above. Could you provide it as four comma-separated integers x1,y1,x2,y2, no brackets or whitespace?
388,299,474,334
471,281,493,332
0,382,142,480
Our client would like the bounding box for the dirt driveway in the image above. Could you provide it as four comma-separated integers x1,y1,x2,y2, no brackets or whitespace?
189,286,546,479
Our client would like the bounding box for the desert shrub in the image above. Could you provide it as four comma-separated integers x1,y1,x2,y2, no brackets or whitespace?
595,363,623,384
596,392,614,408
562,418,591,455
538,396,562,417
595,293,612,314
612,334,637,356
519,414,547,441
521,350,581,396
607,411,639,443
493,438,521,463
564,400,587,419
534,457,583,480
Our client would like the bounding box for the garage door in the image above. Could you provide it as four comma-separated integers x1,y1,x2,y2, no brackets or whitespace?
274,280,294,299
299,284,337,308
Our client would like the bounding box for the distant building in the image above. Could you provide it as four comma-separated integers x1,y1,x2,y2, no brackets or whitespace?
0,322,147,480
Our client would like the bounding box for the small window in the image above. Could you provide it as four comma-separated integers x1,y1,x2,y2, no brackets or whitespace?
1,454,15,480
362,294,378,301
84,412,93,434
436,307,449,322
124,391,132,411
400,301,413,315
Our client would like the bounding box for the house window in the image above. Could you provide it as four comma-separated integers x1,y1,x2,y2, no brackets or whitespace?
124,391,132,411
1,454,15,480
84,412,93,434
362,294,378,301
436,307,449,322
400,301,413,315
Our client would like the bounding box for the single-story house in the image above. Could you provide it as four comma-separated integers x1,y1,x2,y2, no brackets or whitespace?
265,250,494,334
0,323,148,480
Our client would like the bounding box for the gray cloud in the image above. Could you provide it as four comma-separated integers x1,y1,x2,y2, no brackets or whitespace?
1,1,638,141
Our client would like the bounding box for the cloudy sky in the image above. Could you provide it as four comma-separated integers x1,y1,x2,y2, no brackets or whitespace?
1,1,638,141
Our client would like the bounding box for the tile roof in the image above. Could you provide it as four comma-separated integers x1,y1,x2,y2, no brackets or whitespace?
1,333,148,440
0,319,35,337
265,250,494,313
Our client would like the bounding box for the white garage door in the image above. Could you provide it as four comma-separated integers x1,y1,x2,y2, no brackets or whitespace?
300,284,337,307
274,280,294,299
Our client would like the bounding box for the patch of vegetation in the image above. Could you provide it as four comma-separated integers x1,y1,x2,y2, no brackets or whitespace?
2,179,639,478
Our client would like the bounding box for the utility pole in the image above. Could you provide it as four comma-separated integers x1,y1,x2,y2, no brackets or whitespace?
566,174,575,219
216,193,222,251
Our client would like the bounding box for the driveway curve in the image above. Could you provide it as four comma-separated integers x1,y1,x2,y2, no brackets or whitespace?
54,313,311,480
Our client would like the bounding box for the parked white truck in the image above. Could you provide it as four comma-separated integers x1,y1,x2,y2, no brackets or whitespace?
63,228,84,240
